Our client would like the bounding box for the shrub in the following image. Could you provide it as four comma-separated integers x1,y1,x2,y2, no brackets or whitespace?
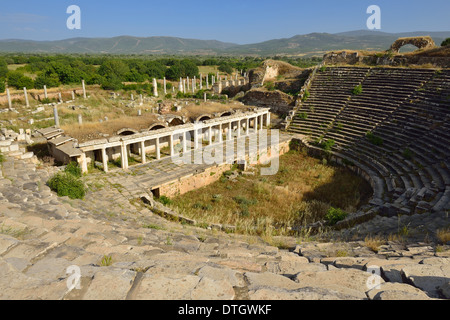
158,195,172,206
302,89,310,101
442,38,450,47
265,81,275,91
297,112,308,120
402,148,413,160
366,132,383,146
64,161,82,178
325,207,347,225
318,139,335,151
352,84,363,95
47,172,86,199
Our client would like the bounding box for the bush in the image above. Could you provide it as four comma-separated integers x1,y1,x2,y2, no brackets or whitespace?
64,161,82,178
0,78,5,93
47,172,86,200
442,38,450,47
325,207,347,225
158,195,172,206
366,132,383,146
352,84,363,95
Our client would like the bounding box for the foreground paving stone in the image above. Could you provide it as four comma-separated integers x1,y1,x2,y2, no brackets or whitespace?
81,268,136,300
294,268,384,298
402,264,450,298
248,286,366,300
366,282,432,300
245,271,302,291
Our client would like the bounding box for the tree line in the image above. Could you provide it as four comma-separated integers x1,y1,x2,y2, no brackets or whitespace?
0,54,322,93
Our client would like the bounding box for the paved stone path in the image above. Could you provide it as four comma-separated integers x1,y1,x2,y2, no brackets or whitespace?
0,152,449,300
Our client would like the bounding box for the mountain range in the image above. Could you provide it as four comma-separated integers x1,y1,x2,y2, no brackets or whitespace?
0,31,448,56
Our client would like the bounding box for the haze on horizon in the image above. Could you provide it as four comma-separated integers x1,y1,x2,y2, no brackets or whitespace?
0,0,449,44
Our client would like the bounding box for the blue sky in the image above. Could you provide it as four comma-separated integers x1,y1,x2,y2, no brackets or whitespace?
0,0,449,44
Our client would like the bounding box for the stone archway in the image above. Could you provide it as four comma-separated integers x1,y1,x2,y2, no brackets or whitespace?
117,128,139,136
390,36,436,53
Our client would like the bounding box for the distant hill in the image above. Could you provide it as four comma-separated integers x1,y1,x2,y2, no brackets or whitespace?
224,31,449,56
0,36,238,55
0,31,448,56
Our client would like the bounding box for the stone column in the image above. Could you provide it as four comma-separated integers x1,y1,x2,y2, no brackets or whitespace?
259,115,263,131
254,116,258,133
6,88,11,109
153,78,158,97
53,106,60,128
156,137,161,160
78,114,82,125
193,76,196,91
141,141,146,164
208,126,212,145
44,85,48,99
219,123,223,142
187,77,190,91
71,91,75,100
58,92,63,103
192,79,195,94
199,74,203,90
82,80,86,99
183,80,186,93
228,122,232,140
169,135,174,157
79,153,88,174
182,132,187,153
204,92,207,103
246,118,250,136
237,121,241,138
266,112,271,127
206,76,209,89
121,142,129,170
23,87,29,107
163,77,167,95
179,81,183,93
102,148,108,173
193,129,198,150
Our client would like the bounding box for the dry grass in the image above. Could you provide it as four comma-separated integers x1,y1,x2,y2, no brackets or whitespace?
437,227,450,244
169,150,372,236
62,114,160,141
364,235,385,253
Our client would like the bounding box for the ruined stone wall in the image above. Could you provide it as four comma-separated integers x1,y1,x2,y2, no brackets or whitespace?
323,51,450,68
241,89,295,114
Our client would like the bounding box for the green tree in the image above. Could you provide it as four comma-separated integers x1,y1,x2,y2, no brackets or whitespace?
442,38,450,47
218,63,233,74
0,58,8,79
98,59,130,80
7,71,34,89
0,78,5,93
34,72,61,89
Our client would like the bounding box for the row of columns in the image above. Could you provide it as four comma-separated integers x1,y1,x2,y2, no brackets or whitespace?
4,80,87,109
84,113,270,173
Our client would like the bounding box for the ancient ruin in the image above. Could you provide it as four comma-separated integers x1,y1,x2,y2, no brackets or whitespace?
390,36,436,53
